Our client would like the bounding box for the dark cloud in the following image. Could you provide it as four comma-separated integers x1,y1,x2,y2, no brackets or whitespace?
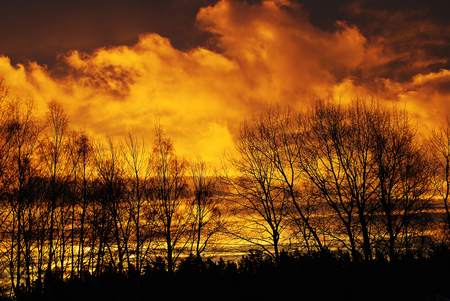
0,0,218,67
2,0,450,80
340,0,450,82
2,0,450,84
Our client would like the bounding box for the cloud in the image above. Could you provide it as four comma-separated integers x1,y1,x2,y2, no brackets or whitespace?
342,1,450,83
396,70,450,130
1,0,449,162
197,0,368,102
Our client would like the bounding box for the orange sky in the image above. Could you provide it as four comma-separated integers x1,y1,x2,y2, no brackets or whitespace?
1,0,450,163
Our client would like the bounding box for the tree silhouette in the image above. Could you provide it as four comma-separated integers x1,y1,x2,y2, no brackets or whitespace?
38,100,74,287
189,155,227,258
222,117,291,264
299,100,386,260
0,95,43,298
430,118,450,239
69,130,93,277
369,105,433,260
122,133,154,275
92,137,129,275
149,125,192,274
249,105,326,254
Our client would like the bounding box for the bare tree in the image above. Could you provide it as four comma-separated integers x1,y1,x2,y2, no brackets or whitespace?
0,95,43,298
429,118,450,237
149,125,191,274
122,133,156,274
38,100,74,285
253,105,326,254
303,100,381,260
92,137,131,275
369,105,434,260
222,119,291,264
300,100,364,260
189,155,226,258
68,130,94,277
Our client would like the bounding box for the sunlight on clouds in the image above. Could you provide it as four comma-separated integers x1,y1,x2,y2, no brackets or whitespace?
59,32,247,157
399,70,450,131
0,56,29,95
1,0,450,163
410,69,450,86
196,0,369,106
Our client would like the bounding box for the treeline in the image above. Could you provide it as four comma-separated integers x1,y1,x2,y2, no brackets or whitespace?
26,248,450,301
1,79,450,299
224,100,450,264
0,82,226,299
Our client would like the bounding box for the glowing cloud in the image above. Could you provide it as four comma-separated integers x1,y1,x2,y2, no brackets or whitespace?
1,0,449,162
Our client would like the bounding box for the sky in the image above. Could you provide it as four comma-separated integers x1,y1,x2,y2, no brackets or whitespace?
1,0,450,162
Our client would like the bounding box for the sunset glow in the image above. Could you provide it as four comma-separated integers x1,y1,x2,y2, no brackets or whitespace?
1,0,450,161
2,2,450,299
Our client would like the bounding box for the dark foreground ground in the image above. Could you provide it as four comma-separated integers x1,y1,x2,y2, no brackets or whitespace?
9,246,450,301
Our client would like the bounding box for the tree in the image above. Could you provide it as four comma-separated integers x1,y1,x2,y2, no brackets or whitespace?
38,100,74,285
69,130,94,277
297,100,433,261
429,118,450,238
189,155,226,258
92,137,130,275
122,133,155,274
300,100,363,260
301,100,383,260
252,105,326,254
0,95,43,298
369,105,433,260
222,118,291,264
149,125,191,274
